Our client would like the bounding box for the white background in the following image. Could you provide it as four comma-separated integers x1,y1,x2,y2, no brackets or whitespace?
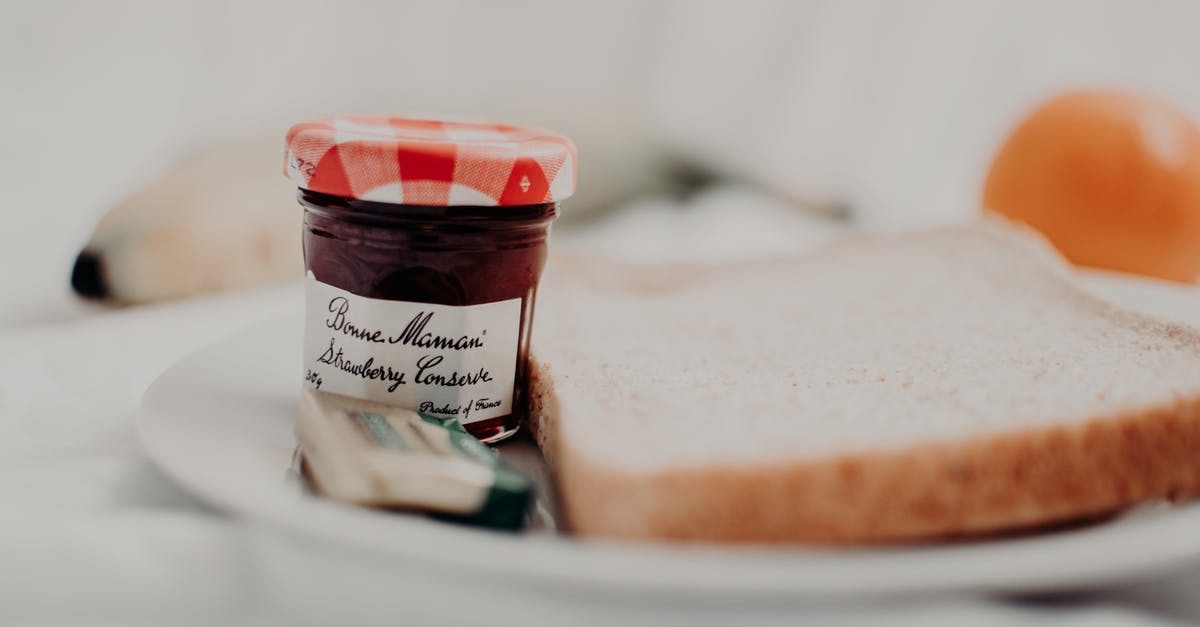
7,0,1200,322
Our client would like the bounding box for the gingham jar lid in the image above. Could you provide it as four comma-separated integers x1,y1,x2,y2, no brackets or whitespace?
284,116,576,207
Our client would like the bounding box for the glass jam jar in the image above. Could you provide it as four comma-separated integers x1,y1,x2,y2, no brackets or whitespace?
284,116,576,443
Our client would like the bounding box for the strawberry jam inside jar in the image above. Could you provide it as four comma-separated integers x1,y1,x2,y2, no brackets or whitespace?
285,116,576,444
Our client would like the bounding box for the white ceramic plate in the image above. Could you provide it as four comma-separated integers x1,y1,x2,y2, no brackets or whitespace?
138,270,1200,600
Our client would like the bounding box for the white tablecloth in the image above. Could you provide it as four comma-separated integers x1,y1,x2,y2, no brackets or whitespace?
4,189,1200,626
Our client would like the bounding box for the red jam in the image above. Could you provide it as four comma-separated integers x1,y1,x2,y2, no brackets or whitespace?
287,115,573,443
301,190,556,443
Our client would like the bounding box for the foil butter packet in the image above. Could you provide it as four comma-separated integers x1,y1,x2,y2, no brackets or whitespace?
296,389,534,530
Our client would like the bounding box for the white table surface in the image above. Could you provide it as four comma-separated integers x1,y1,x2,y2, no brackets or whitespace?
4,189,1200,626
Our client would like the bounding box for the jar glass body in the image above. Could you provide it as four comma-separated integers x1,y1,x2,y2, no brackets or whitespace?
300,189,557,443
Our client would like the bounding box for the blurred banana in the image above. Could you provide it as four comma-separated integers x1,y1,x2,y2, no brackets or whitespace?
71,137,301,304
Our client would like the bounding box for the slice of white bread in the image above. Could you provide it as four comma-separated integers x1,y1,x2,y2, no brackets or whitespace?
528,220,1200,544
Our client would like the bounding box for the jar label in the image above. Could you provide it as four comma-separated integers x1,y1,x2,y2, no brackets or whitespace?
303,275,522,425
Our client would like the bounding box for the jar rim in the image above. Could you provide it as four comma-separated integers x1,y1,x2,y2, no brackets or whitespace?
298,189,558,228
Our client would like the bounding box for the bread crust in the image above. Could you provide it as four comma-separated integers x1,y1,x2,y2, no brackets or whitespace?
530,361,1200,544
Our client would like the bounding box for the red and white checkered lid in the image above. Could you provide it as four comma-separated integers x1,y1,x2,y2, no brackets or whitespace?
284,116,576,207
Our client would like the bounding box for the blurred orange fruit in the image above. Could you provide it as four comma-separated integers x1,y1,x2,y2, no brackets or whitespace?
983,90,1200,283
